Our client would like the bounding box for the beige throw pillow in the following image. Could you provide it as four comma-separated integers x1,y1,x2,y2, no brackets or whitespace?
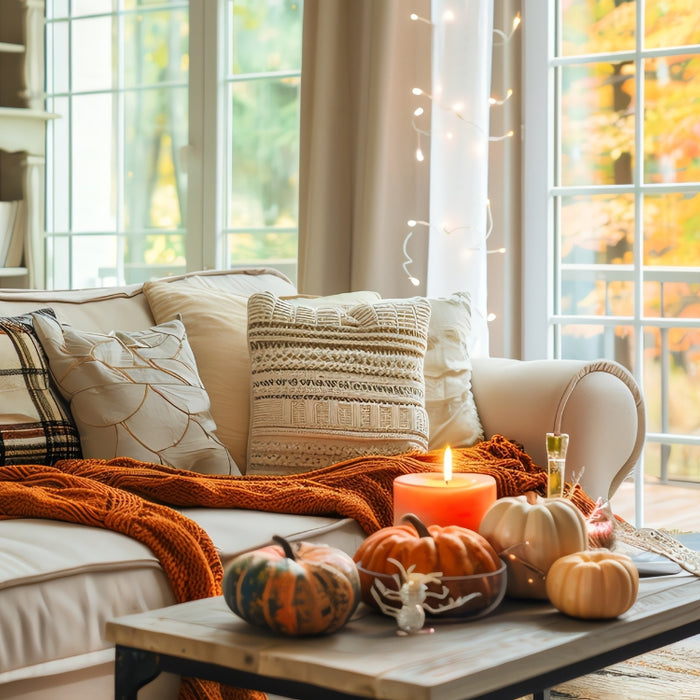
246,292,431,475
32,313,237,475
424,293,484,449
143,278,380,473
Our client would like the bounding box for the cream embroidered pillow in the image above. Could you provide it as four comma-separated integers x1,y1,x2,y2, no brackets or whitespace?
32,313,238,475
246,292,431,475
143,277,380,473
424,293,484,449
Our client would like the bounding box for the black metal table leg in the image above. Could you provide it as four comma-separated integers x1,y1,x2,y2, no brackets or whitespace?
114,645,163,700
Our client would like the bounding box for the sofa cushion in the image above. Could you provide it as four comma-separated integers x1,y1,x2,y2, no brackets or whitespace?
0,512,363,685
424,293,483,450
0,267,297,333
143,277,381,473
0,309,81,465
32,314,237,475
246,292,431,475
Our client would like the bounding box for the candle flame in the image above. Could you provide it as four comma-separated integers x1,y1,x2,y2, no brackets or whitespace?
444,446,452,483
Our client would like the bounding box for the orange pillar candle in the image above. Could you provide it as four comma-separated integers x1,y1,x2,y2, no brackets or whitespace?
393,447,497,531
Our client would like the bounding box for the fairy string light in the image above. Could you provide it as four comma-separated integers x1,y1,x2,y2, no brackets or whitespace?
402,7,519,295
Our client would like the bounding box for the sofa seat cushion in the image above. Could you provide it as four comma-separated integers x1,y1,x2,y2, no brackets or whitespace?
181,508,366,565
0,509,364,684
0,519,175,683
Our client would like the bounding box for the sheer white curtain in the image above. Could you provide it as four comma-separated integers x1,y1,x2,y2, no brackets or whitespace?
298,0,494,353
426,0,493,357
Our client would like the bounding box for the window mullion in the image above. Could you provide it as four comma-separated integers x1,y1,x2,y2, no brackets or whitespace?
632,0,646,527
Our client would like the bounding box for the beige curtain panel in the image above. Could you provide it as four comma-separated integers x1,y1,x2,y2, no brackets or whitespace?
298,0,432,298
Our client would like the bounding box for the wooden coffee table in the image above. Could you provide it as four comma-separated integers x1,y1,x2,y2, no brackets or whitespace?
107,569,700,700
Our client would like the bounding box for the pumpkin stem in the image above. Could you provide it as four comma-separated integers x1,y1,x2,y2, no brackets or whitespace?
400,513,432,538
525,491,539,505
272,534,296,561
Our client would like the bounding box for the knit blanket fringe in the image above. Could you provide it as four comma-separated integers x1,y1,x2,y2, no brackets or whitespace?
0,435,598,700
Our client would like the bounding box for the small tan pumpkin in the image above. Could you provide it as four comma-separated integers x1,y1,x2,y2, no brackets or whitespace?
478,492,588,599
546,549,639,619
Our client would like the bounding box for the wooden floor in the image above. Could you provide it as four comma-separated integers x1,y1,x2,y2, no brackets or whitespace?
611,477,700,532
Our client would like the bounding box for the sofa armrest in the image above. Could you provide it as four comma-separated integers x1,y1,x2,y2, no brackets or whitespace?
470,358,646,502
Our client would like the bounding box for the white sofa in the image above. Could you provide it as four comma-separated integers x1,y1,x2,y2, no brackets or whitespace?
0,267,645,700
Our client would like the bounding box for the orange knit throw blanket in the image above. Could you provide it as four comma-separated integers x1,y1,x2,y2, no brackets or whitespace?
0,435,598,700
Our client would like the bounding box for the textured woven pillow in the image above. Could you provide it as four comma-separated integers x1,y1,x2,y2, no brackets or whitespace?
424,293,484,449
143,277,380,473
246,292,431,475
0,309,82,465
32,313,238,475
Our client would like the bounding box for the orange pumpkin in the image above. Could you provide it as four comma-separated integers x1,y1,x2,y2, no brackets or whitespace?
353,514,502,612
223,535,361,636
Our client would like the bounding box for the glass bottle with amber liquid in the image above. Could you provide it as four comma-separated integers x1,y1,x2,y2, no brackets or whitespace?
545,432,569,499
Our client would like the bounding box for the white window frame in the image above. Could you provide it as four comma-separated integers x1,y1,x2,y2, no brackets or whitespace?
44,0,302,286
522,0,554,362
521,1,650,522
523,1,700,526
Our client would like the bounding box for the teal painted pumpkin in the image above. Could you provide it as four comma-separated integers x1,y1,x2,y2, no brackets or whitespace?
223,535,361,636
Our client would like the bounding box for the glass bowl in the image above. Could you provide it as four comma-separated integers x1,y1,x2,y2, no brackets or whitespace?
355,560,507,622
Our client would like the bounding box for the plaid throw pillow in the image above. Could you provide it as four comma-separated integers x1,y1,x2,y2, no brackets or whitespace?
0,308,82,465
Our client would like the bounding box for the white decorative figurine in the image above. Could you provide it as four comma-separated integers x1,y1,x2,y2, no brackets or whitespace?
370,558,482,635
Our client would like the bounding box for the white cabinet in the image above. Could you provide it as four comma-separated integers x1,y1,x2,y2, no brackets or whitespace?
0,0,52,288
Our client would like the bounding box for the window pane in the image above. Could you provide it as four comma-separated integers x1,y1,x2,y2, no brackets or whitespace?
560,63,635,186
124,9,188,88
46,20,69,94
560,323,636,370
228,0,303,75
645,440,700,483
72,16,114,93
123,233,186,283
645,54,700,184
644,192,700,266
645,0,700,50
124,87,187,230
46,95,70,233
70,235,119,288
47,0,69,19
72,0,117,15
72,94,116,232
45,235,70,290
644,280,700,318
644,324,700,440
226,231,297,265
227,77,301,228
561,275,634,317
560,193,634,264
560,0,636,56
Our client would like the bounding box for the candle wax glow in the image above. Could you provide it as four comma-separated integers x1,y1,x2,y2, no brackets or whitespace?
393,449,497,530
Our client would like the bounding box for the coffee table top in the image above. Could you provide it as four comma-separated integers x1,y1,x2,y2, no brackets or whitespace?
107,571,700,700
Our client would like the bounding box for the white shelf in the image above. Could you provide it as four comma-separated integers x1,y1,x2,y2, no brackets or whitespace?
0,266,28,277
0,42,25,54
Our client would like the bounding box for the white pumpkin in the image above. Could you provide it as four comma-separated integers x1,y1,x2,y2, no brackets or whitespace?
546,549,639,619
478,492,588,599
